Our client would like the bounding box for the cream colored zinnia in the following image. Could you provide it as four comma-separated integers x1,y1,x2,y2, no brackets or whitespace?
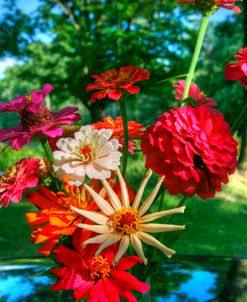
71,168,185,265
53,125,121,186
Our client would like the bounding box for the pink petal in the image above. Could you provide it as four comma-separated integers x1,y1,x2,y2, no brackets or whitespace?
29,84,54,112
0,96,26,113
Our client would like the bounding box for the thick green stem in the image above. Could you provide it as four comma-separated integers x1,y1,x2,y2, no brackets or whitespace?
40,138,54,164
119,98,129,177
182,16,209,101
231,103,247,135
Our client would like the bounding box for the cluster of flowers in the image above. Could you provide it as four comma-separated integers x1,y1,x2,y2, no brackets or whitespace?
0,1,245,301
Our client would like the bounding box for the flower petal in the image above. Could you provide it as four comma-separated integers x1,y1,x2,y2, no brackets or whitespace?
138,176,164,217
138,231,175,258
130,234,148,265
70,206,108,224
116,168,129,208
101,179,122,210
132,170,152,210
84,183,115,215
140,223,185,233
141,206,186,223
114,236,130,263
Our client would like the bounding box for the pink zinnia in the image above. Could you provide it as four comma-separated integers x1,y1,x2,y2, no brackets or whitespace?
87,66,150,102
141,105,238,199
51,230,150,302
0,84,81,150
178,0,242,14
0,158,41,207
225,47,247,89
173,80,217,108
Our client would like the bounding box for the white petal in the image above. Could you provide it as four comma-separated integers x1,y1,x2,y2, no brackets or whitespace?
132,170,152,210
141,206,186,223
77,223,109,234
116,168,129,208
114,236,130,263
130,234,148,265
101,179,122,210
138,231,176,258
84,184,115,215
95,235,120,255
70,206,108,224
138,176,164,217
82,234,111,246
140,223,185,233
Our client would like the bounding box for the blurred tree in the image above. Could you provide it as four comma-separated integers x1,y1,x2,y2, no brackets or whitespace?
0,0,196,123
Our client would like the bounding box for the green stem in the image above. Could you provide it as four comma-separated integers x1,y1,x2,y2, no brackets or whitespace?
166,196,187,224
158,189,165,212
182,16,209,101
40,138,54,164
40,137,60,190
119,98,129,177
231,103,247,135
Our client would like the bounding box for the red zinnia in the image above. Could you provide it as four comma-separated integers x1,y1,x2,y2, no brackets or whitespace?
141,105,238,199
225,47,247,89
178,0,242,14
51,230,150,302
173,80,217,109
0,158,41,207
86,66,150,102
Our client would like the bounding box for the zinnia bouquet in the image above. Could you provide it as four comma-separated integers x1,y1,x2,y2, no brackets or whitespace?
0,1,246,301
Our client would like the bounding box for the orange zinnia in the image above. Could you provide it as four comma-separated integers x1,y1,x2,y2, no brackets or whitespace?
26,179,99,256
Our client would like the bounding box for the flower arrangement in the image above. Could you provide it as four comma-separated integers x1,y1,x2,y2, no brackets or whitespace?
0,1,246,301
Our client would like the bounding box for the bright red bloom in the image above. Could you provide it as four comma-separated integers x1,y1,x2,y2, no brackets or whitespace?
225,47,247,89
0,158,40,207
51,230,150,302
0,84,81,150
178,0,242,14
173,80,217,109
26,180,98,256
141,105,238,199
87,66,150,102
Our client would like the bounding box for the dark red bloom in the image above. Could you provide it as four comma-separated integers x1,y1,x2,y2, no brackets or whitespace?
141,105,238,199
87,66,150,102
225,47,247,89
50,230,150,302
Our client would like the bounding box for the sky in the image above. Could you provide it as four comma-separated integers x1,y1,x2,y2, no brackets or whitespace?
0,0,236,78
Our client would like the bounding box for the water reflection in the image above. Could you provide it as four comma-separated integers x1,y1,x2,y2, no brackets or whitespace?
0,257,234,302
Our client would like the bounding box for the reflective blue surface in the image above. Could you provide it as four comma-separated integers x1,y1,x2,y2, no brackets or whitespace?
0,256,238,301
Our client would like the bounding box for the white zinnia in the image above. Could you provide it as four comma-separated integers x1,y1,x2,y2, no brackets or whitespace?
71,168,185,265
53,125,121,186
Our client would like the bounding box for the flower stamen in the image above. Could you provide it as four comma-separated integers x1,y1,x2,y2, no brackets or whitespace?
89,255,111,281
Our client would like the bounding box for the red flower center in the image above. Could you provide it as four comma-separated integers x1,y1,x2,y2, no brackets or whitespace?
81,146,91,155
89,255,111,281
20,104,54,131
108,208,140,236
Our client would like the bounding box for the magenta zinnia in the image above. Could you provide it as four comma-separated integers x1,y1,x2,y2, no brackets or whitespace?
225,47,247,89
51,230,150,302
87,66,150,102
0,84,81,150
0,158,41,207
141,105,238,199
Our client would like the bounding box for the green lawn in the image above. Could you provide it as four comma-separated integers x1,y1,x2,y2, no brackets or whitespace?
0,157,247,259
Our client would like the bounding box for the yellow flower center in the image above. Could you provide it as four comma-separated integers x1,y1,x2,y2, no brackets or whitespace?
1,166,17,184
107,208,140,236
89,255,111,281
